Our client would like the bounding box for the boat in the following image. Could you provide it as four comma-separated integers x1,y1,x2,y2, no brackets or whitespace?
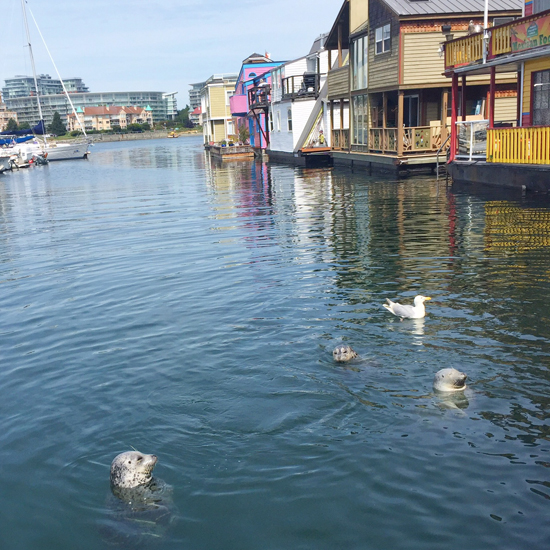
5,0,91,164
0,154,12,173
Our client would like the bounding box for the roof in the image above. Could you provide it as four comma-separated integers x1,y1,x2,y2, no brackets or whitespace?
380,0,522,16
325,0,349,50
308,33,329,55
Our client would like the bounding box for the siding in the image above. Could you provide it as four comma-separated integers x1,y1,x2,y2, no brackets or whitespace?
494,96,517,122
368,0,399,91
213,120,226,142
522,57,550,119
403,32,518,87
210,86,229,118
327,66,350,99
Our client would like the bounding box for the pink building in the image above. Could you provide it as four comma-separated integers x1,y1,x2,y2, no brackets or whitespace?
229,53,284,149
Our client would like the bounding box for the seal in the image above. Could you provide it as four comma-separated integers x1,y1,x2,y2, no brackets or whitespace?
101,451,175,548
110,450,158,489
333,345,358,362
433,368,467,392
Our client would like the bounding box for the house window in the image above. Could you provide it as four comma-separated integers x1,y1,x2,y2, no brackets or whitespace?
375,23,391,54
276,110,281,132
352,94,368,145
287,108,292,131
352,35,368,91
533,69,550,126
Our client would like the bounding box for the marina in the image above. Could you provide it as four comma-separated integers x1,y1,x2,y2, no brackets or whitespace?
1,136,550,548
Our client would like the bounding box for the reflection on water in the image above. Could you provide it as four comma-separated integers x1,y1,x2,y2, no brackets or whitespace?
1,137,550,549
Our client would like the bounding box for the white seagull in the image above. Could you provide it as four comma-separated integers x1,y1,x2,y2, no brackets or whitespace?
383,295,431,319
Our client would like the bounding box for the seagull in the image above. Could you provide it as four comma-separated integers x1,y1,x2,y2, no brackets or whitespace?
383,295,431,319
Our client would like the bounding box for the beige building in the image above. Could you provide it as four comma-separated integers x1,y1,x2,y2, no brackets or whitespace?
0,94,19,131
67,105,153,132
200,73,238,144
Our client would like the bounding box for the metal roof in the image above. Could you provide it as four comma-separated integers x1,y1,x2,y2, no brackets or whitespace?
380,0,522,16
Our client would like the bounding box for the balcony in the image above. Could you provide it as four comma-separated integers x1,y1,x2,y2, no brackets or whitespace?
248,85,270,111
229,93,248,116
282,73,321,100
444,9,550,71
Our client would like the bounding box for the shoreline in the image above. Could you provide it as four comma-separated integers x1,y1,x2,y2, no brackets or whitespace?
55,130,201,144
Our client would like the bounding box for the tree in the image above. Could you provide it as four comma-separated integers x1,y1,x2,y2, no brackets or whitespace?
238,123,250,144
47,111,66,136
5,118,18,132
176,105,194,128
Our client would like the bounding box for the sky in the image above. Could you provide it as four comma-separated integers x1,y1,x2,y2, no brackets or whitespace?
1,0,342,109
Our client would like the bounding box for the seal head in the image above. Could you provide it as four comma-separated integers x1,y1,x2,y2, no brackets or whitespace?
110,451,158,489
433,368,467,392
333,345,358,362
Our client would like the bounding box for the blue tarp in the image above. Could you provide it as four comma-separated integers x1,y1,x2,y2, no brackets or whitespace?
0,136,34,146
0,120,46,136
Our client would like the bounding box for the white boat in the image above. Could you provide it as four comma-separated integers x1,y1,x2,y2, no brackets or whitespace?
0,154,12,173
13,140,88,162
7,0,91,164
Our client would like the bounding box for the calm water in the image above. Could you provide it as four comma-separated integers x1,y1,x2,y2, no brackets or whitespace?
2,136,550,549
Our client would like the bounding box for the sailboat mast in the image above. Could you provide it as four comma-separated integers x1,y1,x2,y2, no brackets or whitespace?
21,0,46,141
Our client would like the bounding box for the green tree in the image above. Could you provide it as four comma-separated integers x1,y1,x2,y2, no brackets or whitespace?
176,105,195,128
47,111,66,136
6,118,18,132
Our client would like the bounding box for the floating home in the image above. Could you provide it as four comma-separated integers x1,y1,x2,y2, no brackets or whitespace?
443,3,550,190
324,0,522,175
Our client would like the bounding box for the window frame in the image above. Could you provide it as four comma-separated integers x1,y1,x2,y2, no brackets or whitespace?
532,68,550,127
287,108,293,131
375,23,391,55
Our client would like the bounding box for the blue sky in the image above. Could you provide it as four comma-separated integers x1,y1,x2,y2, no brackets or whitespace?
1,0,341,109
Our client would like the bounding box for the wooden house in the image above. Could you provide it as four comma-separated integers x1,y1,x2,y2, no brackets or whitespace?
325,0,522,174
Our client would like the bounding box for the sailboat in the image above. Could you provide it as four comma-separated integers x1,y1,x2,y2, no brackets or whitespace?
9,0,90,163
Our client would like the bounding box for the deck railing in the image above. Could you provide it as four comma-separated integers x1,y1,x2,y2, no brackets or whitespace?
487,127,550,164
444,10,550,70
368,128,397,152
331,129,349,150
444,34,484,69
364,126,446,154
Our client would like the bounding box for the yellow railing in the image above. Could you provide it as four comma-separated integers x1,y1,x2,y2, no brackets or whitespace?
445,34,483,68
491,25,511,56
487,127,550,164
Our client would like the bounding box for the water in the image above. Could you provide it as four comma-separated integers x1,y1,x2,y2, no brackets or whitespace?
1,136,550,549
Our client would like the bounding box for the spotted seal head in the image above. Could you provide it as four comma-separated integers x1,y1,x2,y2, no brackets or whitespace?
110,451,158,489
333,345,358,363
433,368,467,392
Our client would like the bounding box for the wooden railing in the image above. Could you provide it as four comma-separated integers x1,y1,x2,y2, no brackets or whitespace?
444,10,550,69
369,128,397,152
403,126,444,152
444,34,484,69
487,127,550,165
331,129,349,150
491,25,511,56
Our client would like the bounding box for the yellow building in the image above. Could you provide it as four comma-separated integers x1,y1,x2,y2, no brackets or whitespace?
200,74,238,145
443,3,550,189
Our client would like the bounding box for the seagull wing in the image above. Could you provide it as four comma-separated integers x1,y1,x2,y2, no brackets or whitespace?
387,301,417,318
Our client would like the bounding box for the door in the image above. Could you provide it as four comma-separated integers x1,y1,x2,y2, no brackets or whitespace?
403,95,419,128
